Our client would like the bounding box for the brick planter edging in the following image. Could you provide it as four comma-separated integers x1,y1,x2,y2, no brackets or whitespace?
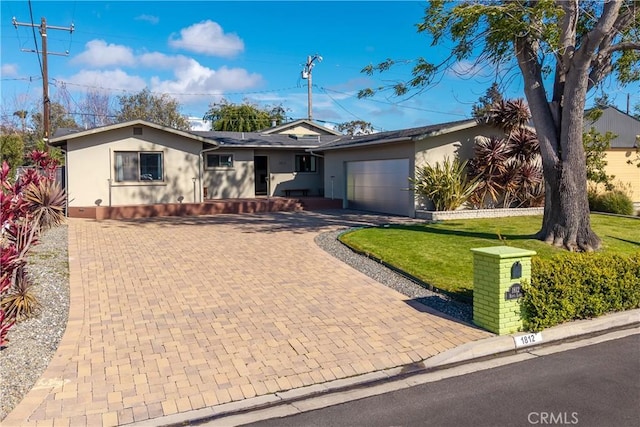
416,207,544,221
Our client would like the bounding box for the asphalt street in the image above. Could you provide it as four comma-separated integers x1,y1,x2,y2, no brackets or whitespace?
243,333,640,427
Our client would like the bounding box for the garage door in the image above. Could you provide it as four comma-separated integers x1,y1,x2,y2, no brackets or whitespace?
346,159,413,216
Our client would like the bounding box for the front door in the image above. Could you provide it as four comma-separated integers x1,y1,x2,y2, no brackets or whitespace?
254,156,268,196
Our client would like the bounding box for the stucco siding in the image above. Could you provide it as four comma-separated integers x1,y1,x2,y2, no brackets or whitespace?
414,123,503,168
605,149,640,202
263,150,324,197
203,150,255,198
66,126,202,207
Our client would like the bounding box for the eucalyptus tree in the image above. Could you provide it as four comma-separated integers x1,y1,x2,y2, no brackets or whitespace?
359,0,639,251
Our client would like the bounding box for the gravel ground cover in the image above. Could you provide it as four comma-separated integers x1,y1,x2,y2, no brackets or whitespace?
0,225,70,421
0,221,472,421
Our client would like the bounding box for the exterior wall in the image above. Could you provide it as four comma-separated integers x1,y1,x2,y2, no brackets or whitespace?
203,149,255,198
414,123,504,168
414,124,506,210
323,142,415,203
604,149,640,203
276,125,323,135
263,150,324,197
66,126,202,207
202,149,325,198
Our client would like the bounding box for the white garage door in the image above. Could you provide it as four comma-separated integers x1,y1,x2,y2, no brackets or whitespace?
346,159,413,216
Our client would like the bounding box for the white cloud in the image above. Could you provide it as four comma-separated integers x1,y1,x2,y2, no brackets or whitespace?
150,62,262,97
64,69,147,92
135,14,159,24
138,52,193,69
168,20,244,57
71,40,135,67
1,63,19,77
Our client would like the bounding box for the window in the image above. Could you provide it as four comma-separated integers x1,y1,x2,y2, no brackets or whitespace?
114,151,163,182
295,154,316,172
206,153,234,168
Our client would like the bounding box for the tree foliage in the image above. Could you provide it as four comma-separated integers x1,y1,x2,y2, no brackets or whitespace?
115,88,190,130
31,102,78,143
335,120,375,136
0,134,25,182
582,127,617,189
203,99,288,132
472,82,504,120
359,0,640,251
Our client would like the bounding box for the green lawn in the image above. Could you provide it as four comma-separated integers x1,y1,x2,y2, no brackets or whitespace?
338,214,640,301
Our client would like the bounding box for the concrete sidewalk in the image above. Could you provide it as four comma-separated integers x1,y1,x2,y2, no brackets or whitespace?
4,211,489,426
4,211,638,427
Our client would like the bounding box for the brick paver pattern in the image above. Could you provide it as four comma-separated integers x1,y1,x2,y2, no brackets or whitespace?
4,211,490,426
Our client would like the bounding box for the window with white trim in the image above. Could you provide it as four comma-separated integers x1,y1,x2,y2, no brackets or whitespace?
114,151,163,182
206,153,234,168
295,154,316,172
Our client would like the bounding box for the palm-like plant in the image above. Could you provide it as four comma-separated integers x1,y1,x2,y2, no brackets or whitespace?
484,99,531,133
470,97,544,208
469,136,510,207
24,180,66,231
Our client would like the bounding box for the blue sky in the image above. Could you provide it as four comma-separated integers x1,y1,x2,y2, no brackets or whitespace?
1,0,638,132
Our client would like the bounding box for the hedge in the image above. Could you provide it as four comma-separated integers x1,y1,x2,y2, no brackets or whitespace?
520,252,640,332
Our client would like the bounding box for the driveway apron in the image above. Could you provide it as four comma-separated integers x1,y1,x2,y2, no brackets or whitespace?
4,211,490,426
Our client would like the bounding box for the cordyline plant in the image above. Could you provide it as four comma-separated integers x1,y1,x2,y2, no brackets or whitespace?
468,99,544,209
0,150,66,348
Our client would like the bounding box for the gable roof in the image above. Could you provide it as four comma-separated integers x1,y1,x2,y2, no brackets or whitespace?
314,119,478,152
259,119,342,136
584,106,640,148
49,119,219,147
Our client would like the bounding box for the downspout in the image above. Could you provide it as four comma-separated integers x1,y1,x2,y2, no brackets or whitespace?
108,148,112,207
61,146,69,217
199,144,221,203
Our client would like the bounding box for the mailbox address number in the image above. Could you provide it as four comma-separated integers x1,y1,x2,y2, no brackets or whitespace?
514,332,543,348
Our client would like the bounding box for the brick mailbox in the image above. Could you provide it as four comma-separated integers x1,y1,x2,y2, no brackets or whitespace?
471,246,537,335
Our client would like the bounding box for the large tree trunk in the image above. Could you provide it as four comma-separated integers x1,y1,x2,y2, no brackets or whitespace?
515,29,602,251
536,147,601,252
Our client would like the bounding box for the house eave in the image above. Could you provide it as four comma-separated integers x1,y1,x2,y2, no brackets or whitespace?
49,119,219,147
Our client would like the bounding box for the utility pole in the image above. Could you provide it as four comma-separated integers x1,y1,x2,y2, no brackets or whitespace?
12,16,74,143
301,54,322,121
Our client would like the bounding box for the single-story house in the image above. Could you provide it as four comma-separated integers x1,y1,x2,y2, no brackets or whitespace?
50,118,506,219
584,106,640,204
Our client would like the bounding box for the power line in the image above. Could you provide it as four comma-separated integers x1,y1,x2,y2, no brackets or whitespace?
12,12,74,142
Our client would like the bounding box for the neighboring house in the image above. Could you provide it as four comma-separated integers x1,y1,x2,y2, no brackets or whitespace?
50,117,505,218
584,106,640,203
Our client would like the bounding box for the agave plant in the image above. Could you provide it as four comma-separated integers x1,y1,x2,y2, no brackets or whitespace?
411,157,479,211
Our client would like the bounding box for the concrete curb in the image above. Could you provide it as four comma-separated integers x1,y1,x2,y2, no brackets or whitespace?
128,309,640,427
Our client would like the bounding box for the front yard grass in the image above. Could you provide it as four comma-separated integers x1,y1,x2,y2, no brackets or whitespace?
338,213,640,301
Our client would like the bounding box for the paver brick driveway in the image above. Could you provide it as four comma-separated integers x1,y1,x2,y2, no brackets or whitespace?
5,210,490,426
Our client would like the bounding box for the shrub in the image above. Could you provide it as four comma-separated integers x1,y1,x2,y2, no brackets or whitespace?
0,150,66,347
520,252,640,331
590,190,634,215
410,157,478,211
